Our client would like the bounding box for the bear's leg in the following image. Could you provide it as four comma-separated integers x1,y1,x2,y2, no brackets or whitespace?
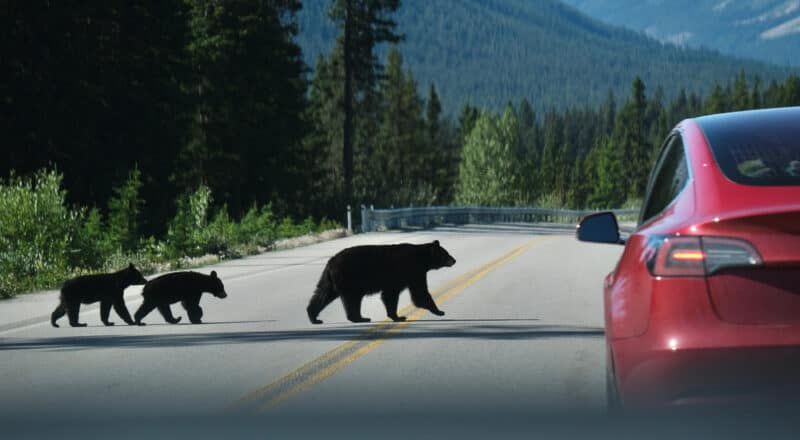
113,299,136,325
100,301,115,326
182,300,203,324
306,284,339,324
381,289,406,322
342,294,370,323
51,302,66,328
410,278,445,317
134,300,157,325
307,287,339,325
66,301,87,327
157,304,183,324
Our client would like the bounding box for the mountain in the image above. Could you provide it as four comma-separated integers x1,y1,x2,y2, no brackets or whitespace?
296,0,794,114
562,0,800,67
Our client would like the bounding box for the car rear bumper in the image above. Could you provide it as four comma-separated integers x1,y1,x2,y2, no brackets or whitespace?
614,341,800,407
609,279,800,408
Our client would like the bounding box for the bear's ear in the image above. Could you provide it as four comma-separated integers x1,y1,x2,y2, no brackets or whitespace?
211,270,217,279
128,263,135,270
433,240,440,247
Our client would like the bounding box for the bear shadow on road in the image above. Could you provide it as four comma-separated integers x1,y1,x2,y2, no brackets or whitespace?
0,319,604,352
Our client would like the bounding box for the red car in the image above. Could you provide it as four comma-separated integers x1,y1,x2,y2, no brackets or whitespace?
578,107,800,409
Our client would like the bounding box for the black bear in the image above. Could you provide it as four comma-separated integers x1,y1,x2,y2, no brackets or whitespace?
134,271,227,325
51,263,147,328
307,240,456,324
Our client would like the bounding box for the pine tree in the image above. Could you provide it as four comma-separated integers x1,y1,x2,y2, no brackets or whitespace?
518,99,536,132
303,54,344,217
184,0,307,215
705,82,728,114
458,104,480,142
425,84,451,203
613,76,649,199
107,167,144,252
370,47,425,206
329,0,402,206
750,76,762,109
731,70,750,111
587,136,626,209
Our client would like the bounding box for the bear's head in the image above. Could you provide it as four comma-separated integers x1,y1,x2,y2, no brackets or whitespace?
125,263,148,285
428,240,456,270
208,271,227,299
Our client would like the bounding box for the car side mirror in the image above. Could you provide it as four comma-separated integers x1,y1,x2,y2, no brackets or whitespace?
577,212,623,245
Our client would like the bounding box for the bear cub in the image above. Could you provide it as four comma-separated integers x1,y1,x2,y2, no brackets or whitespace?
51,263,147,328
134,271,227,325
307,240,456,324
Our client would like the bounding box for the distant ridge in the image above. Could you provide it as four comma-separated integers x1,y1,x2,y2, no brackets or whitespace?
296,0,794,114
563,0,800,68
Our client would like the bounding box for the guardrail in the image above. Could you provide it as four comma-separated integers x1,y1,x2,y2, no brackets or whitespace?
360,205,640,233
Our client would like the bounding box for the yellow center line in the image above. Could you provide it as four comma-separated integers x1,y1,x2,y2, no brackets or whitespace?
227,236,549,413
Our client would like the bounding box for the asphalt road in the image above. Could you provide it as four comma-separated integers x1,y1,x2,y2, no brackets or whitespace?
0,223,627,435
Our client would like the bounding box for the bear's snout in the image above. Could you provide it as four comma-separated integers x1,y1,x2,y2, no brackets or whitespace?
217,291,228,299
447,257,456,267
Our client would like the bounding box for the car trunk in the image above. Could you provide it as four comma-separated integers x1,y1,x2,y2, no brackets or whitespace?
704,210,800,325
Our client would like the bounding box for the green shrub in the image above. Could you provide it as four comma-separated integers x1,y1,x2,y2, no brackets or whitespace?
0,170,78,298
238,203,277,248
102,246,161,276
316,217,341,232
69,207,111,270
206,206,239,256
0,169,345,298
534,192,565,209
166,185,212,258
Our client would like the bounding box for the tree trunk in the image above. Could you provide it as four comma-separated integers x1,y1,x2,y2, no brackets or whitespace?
342,0,354,206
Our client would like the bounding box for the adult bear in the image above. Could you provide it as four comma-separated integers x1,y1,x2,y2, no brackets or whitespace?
307,240,456,324
134,271,227,325
51,263,147,327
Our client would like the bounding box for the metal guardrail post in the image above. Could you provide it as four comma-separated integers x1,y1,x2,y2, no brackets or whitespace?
360,205,368,233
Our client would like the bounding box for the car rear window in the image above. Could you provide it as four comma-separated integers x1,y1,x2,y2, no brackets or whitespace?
699,108,800,186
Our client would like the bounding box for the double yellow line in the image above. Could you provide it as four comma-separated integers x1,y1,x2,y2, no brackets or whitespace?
227,237,548,413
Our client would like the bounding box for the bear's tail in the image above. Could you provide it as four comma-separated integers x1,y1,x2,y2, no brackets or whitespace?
307,263,337,324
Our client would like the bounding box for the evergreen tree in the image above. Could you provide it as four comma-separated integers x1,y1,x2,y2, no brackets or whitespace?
705,82,728,114
613,76,649,199
750,76,762,109
303,54,344,217
107,167,144,252
587,137,626,209
784,75,800,106
732,70,750,111
425,84,453,204
518,99,536,132
458,104,480,142
540,111,564,196
1,0,191,235
368,47,426,206
183,0,307,216
426,84,443,145
329,0,402,206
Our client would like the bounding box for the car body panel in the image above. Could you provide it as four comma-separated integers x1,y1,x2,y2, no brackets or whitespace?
599,107,800,408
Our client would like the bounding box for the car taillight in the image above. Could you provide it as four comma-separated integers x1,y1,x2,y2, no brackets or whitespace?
647,236,763,277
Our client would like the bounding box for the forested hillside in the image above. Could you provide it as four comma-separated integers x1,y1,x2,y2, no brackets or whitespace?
563,0,800,67
2,0,799,298
296,0,794,113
